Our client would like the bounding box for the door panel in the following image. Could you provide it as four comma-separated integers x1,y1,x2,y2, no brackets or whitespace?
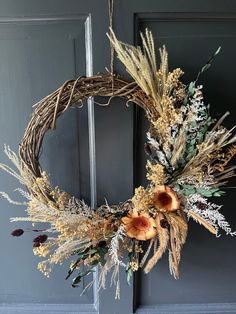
0,13,95,306
0,1,107,312
134,12,236,307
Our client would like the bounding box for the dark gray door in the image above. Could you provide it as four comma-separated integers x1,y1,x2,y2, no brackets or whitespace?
0,1,236,314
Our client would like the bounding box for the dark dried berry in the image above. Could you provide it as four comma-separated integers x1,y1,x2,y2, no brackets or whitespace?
33,234,48,243
98,241,107,248
33,242,40,248
195,202,208,210
144,143,152,156
160,219,169,229
174,101,182,109
11,229,24,237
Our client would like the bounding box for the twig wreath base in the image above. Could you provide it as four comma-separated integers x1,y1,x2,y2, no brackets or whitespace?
20,74,148,182
1,29,236,298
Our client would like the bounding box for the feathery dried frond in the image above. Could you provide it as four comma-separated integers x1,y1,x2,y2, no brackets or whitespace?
109,225,126,267
144,213,169,273
139,239,154,268
0,191,26,205
108,28,163,115
187,210,217,235
167,213,188,279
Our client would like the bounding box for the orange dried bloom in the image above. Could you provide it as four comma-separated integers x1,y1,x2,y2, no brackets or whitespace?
121,211,157,241
153,185,180,212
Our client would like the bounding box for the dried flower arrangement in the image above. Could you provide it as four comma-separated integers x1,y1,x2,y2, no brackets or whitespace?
1,29,236,298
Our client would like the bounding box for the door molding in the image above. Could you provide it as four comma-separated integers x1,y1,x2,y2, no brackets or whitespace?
135,12,236,23
136,303,236,314
0,303,97,314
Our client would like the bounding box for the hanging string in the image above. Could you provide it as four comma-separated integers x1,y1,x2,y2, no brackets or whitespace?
108,0,114,75
108,0,114,95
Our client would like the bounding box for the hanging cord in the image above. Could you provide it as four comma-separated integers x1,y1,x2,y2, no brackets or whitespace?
108,0,114,92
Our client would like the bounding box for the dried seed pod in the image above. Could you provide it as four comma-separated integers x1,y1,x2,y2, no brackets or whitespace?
11,229,24,237
98,241,107,247
195,202,208,210
33,234,48,243
160,219,170,229
144,143,152,156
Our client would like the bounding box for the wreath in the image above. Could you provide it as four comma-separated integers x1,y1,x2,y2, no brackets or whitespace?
1,29,236,298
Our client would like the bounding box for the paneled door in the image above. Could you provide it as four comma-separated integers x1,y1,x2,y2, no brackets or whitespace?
0,1,236,314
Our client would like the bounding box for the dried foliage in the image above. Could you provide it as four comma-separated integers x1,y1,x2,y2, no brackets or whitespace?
0,29,236,297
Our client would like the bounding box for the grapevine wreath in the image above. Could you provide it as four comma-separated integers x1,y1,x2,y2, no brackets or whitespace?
1,29,236,298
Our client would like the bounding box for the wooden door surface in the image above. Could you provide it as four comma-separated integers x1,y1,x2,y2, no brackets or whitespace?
0,1,236,314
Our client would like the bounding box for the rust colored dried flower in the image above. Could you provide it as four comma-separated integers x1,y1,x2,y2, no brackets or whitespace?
11,229,24,237
121,211,157,241
153,185,180,212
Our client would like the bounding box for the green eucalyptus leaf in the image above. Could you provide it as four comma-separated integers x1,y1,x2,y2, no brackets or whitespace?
196,188,212,197
72,276,82,287
72,269,95,288
174,184,180,192
65,256,83,280
65,268,75,281
184,189,195,196
197,133,204,143
126,267,133,285
209,188,219,193
88,249,98,255
213,190,225,197
186,151,196,160
194,46,221,83
89,259,99,266
214,46,221,56
100,258,106,266
191,120,197,128
201,63,211,72
180,185,196,196
188,81,196,95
